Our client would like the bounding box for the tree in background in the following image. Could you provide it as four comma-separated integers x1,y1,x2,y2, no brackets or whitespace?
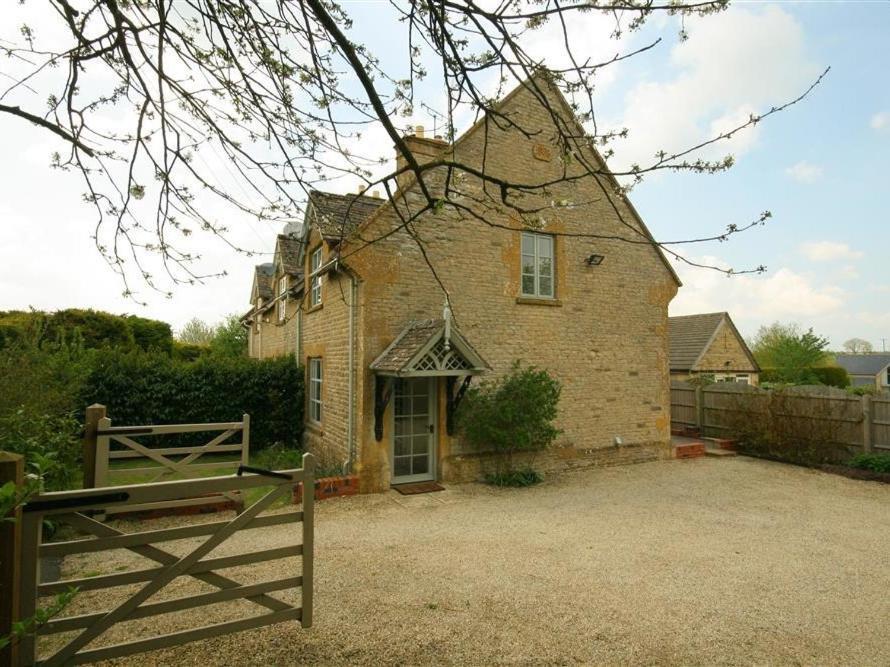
209,315,248,358
177,315,246,357
176,318,215,346
752,322,831,384
0,0,828,304
842,338,874,355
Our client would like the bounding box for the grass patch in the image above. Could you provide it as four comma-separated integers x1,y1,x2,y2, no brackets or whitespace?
849,453,890,474
484,468,543,488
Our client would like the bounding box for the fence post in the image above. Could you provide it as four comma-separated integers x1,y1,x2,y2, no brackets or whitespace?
82,404,106,489
695,386,704,433
241,414,251,467
300,452,315,629
94,417,112,490
0,453,23,667
862,395,872,454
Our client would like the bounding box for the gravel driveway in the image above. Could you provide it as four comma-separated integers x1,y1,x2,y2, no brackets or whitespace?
48,456,890,665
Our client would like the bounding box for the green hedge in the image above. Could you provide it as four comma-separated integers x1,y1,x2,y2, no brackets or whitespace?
0,309,174,353
78,352,303,450
760,365,850,388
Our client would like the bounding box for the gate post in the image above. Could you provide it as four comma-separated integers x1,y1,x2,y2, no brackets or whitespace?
300,452,315,629
0,453,23,667
82,404,106,489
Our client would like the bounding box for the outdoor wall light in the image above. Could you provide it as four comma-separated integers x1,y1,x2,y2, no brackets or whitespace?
585,253,605,266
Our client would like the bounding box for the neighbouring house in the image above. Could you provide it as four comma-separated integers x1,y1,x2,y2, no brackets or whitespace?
835,353,890,390
243,235,303,359
247,76,682,492
668,312,760,385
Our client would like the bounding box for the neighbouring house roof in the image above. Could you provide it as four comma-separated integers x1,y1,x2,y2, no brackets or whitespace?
254,263,274,300
835,353,890,376
668,312,758,373
308,190,385,242
276,235,304,274
370,319,489,376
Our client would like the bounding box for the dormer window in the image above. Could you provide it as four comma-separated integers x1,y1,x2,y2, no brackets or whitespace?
277,276,287,322
521,232,554,299
309,247,323,307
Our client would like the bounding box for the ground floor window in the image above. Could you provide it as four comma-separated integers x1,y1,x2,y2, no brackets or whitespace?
309,358,322,423
715,373,750,384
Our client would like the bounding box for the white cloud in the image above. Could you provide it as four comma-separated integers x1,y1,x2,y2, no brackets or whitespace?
870,111,890,131
785,160,823,183
799,241,863,262
607,6,819,172
669,250,844,335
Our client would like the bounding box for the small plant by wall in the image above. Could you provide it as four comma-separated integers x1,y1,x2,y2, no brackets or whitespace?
456,362,561,483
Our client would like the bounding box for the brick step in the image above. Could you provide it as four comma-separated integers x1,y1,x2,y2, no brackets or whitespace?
704,447,736,457
672,442,706,459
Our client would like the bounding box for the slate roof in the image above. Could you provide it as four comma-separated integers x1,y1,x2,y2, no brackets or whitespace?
276,235,303,275
371,320,444,374
835,354,890,376
308,190,385,241
668,312,727,371
254,263,274,300
370,319,489,375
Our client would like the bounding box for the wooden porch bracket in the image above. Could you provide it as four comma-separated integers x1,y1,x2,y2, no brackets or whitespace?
374,376,393,441
446,375,473,436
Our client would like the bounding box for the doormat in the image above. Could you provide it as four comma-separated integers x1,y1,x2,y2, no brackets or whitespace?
392,481,445,495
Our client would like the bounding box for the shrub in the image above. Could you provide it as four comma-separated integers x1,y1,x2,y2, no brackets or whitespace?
484,468,543,487
78,351,303,450
457,362,560,478
760,365,849,388
849,453,890,473
0,410,81,491
0,334,94,419
811,366,850,388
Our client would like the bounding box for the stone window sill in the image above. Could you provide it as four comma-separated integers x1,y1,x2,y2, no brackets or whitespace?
516,296,562,307
307,303,323,314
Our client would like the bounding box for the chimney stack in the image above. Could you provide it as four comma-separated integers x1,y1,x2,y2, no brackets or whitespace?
395,126,449,191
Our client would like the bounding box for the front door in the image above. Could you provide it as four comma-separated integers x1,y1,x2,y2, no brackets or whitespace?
391,377,436,484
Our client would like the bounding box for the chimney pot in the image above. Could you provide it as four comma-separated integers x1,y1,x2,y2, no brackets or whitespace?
415,125,425,138
373,190,380,198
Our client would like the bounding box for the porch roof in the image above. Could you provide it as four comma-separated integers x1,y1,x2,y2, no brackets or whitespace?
370,319,489,377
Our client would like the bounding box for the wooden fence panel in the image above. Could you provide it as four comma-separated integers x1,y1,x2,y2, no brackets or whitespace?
670,382,698,427
872,397,890,451
672,383,890,455
701,384,769,437
17,453,315,666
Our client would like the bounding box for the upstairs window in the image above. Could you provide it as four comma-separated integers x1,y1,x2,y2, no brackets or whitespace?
308,358,323,423
277,276,287,322
521,232,554,299
310,247,323,307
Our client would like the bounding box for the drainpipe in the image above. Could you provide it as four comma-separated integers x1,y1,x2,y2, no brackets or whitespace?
344,266,358,473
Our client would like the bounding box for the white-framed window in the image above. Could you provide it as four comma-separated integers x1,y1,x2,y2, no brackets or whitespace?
308,358,323,423
521,231,554,298
716,373,750,384
277,276,287,322
309,247,323,307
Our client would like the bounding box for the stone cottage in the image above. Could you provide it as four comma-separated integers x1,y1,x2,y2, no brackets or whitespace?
668,312,760,385
244,78,682,492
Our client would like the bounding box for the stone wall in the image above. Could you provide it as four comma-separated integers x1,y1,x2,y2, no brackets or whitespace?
694,320,759,382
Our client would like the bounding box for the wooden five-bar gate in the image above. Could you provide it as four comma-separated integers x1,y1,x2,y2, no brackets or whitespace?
83,404,251,515
14,453,314,666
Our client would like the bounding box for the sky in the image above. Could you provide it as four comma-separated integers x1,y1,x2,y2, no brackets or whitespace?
0,1,888,348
